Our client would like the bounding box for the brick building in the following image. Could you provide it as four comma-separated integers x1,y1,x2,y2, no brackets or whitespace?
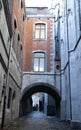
21,7,60,116
23,7,53,72
11,0,26,67
0,0,25,127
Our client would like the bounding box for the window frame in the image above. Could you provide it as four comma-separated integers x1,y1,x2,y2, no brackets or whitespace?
34,22,47,40
33,51,46,72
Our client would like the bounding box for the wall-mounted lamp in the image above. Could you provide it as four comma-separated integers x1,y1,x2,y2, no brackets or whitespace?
61,39,63,42
67,9,73,16
60,39,64,44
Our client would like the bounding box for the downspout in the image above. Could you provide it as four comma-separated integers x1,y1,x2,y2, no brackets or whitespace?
58,5,62,118
55,6,61,117
66,0,72,120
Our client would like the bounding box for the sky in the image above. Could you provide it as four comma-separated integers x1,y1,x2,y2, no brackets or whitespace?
25,0,53,8
25,0,61,9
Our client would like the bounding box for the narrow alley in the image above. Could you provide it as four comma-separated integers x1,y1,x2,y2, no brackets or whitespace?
0,111,72,130
0,0,81,129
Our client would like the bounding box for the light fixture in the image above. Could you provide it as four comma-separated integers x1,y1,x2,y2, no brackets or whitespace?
67,9,73,16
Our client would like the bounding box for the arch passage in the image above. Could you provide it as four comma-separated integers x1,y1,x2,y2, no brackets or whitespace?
20,83,61,116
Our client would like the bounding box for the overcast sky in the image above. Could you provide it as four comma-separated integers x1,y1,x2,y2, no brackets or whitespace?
25,0,53,8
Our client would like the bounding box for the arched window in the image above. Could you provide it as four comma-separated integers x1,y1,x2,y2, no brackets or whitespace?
35,23,46,40
33,52,45,72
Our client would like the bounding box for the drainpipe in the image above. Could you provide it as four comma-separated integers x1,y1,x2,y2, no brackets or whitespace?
78,0,81,32
54,4,62,97
66,0,72,120
1,37,12,128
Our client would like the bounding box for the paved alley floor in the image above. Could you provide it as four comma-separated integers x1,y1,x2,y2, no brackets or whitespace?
0,111,80,130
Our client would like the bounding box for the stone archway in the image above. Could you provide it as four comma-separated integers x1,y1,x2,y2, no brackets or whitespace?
20,82,61,117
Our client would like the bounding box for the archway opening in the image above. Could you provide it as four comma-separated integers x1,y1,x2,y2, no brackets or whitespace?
20,83,61,118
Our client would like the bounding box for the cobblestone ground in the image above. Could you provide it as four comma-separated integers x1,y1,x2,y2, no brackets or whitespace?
0,111,80,130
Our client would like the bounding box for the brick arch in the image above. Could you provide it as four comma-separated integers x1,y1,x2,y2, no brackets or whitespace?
21,82,61,102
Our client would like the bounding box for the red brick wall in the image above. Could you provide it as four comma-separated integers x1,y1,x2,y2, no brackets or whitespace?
12,0,25,41
23,17,52,72
11,0,26,66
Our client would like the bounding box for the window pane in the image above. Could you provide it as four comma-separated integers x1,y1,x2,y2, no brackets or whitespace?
34,53,44,57
41,25,45,29
40,59,44,71
41,30,45,39
35,23,46,39
36,25,40,29
33,52,45,72
34,58,38,71
35,30,40,39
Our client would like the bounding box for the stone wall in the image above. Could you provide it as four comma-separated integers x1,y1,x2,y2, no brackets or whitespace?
58,0,81,128
22,72,57,92
0,0,22,126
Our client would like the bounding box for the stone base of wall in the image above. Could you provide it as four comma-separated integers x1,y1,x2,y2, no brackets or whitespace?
70,121,81,129
47,105,56,116
60,101,66,120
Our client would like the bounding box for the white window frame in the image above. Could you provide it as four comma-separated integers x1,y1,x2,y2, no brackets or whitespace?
33,51,46,72
33,21,47,40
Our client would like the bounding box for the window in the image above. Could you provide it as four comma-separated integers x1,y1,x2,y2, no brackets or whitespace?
14,19,17,29
21,0,23,8
80,1,81,30
33,52,45,72
12,91,16,101
78,0,81,30
7,87,12,109
0,1,2,10
13,19,17,51
35,23,46,39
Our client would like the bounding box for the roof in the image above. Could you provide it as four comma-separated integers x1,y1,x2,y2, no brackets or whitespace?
26,7,50,15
